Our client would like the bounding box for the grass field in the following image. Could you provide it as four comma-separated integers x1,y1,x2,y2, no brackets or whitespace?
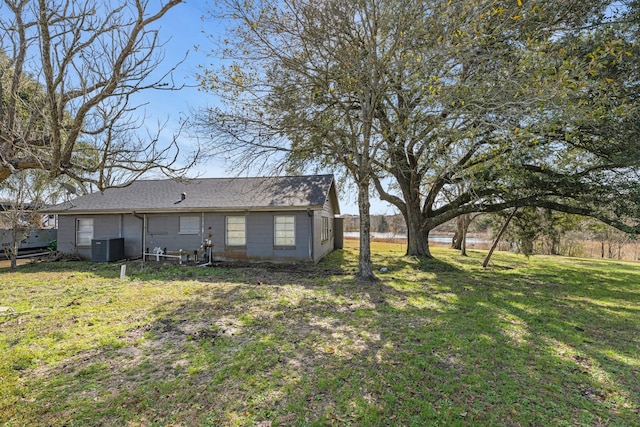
1,243,639,426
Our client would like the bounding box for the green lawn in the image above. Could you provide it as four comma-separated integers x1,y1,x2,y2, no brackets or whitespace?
1,245,639,426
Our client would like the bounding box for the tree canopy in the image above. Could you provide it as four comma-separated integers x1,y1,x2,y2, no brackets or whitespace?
368,0,640,256
198,0,640,268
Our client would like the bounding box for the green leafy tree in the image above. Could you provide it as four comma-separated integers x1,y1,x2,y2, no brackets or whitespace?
197,0,640,266
370,0,640,257
505,207,545,256
377,215,389,233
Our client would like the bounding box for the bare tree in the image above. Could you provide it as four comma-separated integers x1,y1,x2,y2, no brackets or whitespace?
0,0,196,189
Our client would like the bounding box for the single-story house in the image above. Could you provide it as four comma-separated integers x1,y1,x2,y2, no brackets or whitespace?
46,174,342,263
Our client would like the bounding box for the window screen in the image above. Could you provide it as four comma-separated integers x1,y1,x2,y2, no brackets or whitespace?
321,217,330,241
147,216,169,234
274,215,295,246
76,218,93,246
226,216,246,246
179,216,200,235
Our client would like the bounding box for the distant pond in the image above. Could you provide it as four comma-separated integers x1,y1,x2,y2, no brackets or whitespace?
343,232,491,245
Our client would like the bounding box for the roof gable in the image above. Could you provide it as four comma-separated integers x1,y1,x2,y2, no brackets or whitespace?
48,175,338,214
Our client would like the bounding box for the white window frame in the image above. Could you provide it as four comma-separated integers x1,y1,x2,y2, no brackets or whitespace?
274,215,295,247
321,216,331,242
226,216,246,246
76,218,94,247
179,216,200,235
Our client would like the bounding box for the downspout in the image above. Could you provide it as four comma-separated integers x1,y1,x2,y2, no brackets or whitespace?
143,214,147,260
307,208,313,262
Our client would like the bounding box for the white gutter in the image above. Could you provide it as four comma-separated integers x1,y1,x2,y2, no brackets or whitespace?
48,205,325,215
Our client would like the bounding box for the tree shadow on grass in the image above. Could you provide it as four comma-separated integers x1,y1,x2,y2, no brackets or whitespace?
436,255,640,425
4,251,639,426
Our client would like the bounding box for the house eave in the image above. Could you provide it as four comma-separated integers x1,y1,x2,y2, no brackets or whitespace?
49,205,325,215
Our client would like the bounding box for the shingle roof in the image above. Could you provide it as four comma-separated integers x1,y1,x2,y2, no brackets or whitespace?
48,174,338,214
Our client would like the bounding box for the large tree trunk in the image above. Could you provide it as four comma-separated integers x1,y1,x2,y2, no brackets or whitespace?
404,201,432,257
460,217,468,257
452,214,472,255
460,214,471,256
381,157,434,258
452,215,464,250
420,227,433,258
404,206,420,255
356,181,378,282
405,215,433,257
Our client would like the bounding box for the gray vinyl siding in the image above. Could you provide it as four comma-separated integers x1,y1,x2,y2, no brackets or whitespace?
57,214,143,260
246,213,272,257
56,215,79,256
122,215,143,258
144,211,312,261
96,214,142,259
145,214,203,255
206,211,312,261
202,213,225,251
49,174,340,263
312,192,337,262
58,209,327,262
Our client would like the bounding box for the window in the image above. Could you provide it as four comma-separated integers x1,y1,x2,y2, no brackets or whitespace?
179,216,200,235
274,215,295,247
76,218,94,246
226,216,246,246
321,217,330,241
147,216,168,234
